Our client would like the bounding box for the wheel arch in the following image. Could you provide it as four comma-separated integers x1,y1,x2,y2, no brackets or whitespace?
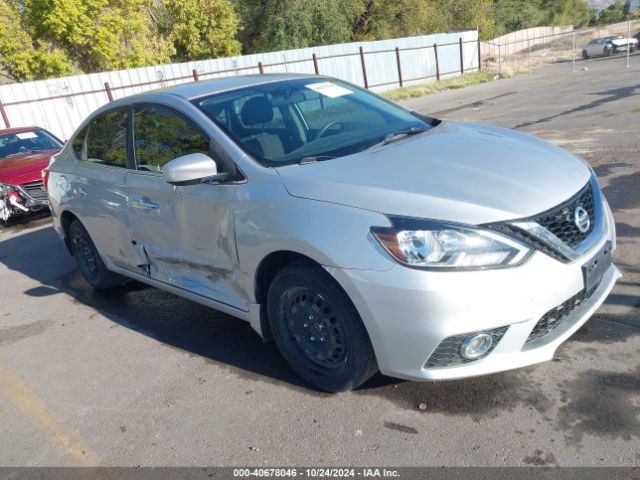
253,249,359,342
60,210,80,254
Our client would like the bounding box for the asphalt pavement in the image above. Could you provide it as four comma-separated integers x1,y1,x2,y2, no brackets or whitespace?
0,54,638,467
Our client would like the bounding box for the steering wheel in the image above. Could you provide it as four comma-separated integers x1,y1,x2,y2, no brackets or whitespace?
315,121,342,140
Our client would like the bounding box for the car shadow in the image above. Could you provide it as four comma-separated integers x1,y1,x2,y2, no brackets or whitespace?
0,225,323,393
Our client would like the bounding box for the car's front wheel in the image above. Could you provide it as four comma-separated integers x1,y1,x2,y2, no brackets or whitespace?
68,219,125,290
267,260,378,392
582,49,589,59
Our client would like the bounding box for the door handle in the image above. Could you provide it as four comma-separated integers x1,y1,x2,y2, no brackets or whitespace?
131,199,159,210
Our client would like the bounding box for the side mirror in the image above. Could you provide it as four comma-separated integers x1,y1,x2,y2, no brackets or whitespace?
163,153,229,186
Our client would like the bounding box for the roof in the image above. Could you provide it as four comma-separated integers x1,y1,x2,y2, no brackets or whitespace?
163,73,317,100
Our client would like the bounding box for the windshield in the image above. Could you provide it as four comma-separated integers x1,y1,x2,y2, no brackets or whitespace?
0,129,62,159
194,78,434,167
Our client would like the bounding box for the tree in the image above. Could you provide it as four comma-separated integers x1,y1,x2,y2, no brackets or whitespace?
538,0,591,28
151,0,242,61
235,0,364,53
0,0,73,81
596,0,626,24
622,0,631,17
22,0,174,73
353,0,437,40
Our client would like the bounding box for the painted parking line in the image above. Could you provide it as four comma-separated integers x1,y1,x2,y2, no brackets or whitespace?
0,363,101,466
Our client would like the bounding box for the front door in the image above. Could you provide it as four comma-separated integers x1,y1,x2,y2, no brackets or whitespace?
127,104,247,310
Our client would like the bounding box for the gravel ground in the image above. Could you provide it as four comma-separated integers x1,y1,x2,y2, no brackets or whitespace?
0,54,638,468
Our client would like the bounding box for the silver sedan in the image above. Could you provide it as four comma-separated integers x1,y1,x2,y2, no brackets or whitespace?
47,74,619,391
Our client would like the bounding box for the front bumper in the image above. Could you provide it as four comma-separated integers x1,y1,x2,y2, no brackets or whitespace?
330,200,620,381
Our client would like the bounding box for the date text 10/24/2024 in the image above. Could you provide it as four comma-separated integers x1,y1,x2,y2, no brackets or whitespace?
233,468,400,478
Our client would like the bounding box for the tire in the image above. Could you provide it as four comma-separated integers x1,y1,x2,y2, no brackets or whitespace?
267,260,378,392
604,47,612,57
582,50,589,60
68,219,125,290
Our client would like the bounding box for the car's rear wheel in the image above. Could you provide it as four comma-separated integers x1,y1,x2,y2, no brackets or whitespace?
582,49,589,59
267,260,377,392
68,220,124,290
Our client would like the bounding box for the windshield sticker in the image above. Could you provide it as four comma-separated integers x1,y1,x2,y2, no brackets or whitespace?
16,132,37,140
306,82,353,98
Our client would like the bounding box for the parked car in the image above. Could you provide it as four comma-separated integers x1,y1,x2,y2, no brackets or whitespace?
582,35,638,58
0,126,63,222
48,74,619,392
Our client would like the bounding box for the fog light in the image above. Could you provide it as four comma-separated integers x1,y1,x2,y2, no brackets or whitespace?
459,333,493,360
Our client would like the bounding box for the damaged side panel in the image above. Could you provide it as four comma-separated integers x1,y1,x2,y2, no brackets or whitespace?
127,170,249,311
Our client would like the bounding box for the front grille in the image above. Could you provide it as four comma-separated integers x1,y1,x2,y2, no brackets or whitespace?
19,180,48,202
425,326,508,368
489,180,596,262
493,224,567,262
536,181,594,248
525,285,598,344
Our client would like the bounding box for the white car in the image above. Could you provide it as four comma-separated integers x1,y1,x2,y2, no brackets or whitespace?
583,35,638,58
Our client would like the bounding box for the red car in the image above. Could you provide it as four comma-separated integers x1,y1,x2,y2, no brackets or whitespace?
0,126,63,222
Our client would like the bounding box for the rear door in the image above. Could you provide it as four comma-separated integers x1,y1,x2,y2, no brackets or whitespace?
67,108,142,271
127,103,246,309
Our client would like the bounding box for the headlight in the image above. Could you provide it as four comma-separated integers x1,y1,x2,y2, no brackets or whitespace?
371,217,531,270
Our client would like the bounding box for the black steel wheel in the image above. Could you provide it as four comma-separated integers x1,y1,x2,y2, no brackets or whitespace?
68,219,124,290
267,260,377,392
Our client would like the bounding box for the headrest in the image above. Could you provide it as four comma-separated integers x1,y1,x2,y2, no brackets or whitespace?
240,96,273,125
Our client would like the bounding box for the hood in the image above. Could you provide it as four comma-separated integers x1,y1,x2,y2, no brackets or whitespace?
0,150,58,185
609,38,636,46
276,121,592,225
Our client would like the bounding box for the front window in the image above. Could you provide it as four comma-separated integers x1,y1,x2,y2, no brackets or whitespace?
133,105,210,172
0,129,62,160
194,78,434,167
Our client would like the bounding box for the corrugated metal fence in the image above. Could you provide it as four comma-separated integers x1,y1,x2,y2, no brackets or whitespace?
0,30,480,140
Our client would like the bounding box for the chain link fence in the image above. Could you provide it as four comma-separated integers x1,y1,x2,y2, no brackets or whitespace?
482,20,640,77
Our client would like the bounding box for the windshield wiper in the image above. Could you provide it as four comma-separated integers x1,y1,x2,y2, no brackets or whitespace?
370,126,429,149
299,155,337,165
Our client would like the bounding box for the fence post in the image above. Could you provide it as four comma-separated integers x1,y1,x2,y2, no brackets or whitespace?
104,82,114,102
627,20,631,69
395,47,403,88
258,62,264,74
572,31,576,73
312,53,319,75
477,38,482,71
498,43,502,74
0,97,10,128
192,69,199,81
528,38,532,74
459,37,464,74
434,43,440,81
359,46,369,89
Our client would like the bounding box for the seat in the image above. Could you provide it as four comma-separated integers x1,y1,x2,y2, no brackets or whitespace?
239,97,284,159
